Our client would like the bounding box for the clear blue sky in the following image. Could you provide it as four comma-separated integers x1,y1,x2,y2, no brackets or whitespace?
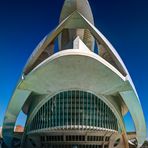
0,0,147,136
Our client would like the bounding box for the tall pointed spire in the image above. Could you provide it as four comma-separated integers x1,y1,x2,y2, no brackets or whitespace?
60,0,94,24
59,0,95,51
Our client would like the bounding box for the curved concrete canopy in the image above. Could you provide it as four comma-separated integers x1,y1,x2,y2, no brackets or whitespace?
20,49,126,94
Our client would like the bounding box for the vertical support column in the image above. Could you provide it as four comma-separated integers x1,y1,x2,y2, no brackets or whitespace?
104,104,106,129
37,112,39,129
63,92,64,128
99,99,101,128
47,100,49,128
36,110,41,129
83,91,84,129
97,97,99,128
58,94,61,126
52,98,54,127
38,108,40,129
109,109,111,129
79,91,80,129
67,91,68,128
101,101,103,128
40,107,42,129
74,91,76,127
55,95,57,127
43,104,44,129
71,91,72,128
90,93,92,128
49,98,51,128
102,102,105,128
42,106,43,129
44,103,46,128
93,95,95,128
87,92,88,129
33,114,35,131
107,107,109,129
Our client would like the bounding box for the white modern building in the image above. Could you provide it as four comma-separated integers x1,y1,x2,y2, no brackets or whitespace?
2,0,146,147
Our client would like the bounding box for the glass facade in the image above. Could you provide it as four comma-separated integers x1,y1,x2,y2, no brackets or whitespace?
28,90,118,132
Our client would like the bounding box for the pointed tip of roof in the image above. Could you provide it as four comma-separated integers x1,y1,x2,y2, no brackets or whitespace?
60,0,94,24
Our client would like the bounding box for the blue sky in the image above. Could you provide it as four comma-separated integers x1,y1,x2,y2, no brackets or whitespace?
0,0,148,136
